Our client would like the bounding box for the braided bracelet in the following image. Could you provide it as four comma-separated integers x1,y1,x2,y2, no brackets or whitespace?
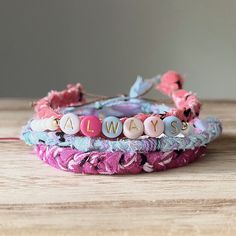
35,144,206,174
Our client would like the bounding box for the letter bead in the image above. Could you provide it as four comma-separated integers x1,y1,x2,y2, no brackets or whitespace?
59,113,80,135
40,119,48,131
30,119,43,131
102,116,122,138
80,116,102,137
144,116,164,137
123,117,144,139
163,116,182,137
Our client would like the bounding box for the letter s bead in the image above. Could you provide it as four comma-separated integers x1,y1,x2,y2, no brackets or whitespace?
163,116,182,137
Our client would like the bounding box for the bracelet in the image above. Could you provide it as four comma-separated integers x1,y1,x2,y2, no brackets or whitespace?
35,144,206,174
21,117,221,153
21,70,222,175
31,71,201,139
29,114,193,139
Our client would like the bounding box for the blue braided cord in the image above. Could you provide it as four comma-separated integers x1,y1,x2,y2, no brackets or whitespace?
157,117,222,151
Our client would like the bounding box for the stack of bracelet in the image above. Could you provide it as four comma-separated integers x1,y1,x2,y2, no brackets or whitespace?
21,71,222,174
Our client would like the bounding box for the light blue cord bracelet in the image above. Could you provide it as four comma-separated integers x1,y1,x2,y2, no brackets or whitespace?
21,117,222,153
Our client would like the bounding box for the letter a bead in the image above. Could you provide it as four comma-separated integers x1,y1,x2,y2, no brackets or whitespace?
59,113,80,135
102,116,122,138
80,116,102,137
163,116,182,137
144,116,164,137
123,117,144,139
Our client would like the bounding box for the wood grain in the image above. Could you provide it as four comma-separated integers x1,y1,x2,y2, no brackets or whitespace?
0,99,236,236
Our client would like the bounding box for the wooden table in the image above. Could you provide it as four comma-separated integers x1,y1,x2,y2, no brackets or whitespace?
0,99,235,236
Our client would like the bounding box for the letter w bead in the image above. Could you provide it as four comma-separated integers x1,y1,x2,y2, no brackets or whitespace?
106,121,119,133
102,116,123,138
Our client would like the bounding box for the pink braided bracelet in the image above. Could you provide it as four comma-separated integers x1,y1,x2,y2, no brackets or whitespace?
35,144,206,175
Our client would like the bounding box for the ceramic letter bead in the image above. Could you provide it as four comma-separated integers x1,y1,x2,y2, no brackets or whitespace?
40,119,48,131
59,113,80,135
144,116,164,137
80,116,102,137
123,117,144,139
102,116,122,138
163,116,182,137
30,120,42,131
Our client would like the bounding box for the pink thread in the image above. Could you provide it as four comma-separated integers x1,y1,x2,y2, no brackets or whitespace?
0,137,20,141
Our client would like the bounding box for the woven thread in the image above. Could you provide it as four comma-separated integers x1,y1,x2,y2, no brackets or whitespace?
35,145,207,175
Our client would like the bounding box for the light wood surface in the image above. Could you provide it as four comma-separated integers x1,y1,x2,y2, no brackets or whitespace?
0,99,235,236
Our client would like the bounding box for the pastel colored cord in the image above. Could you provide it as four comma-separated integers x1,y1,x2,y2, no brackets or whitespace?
21,117,222,153
35,144,206,175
